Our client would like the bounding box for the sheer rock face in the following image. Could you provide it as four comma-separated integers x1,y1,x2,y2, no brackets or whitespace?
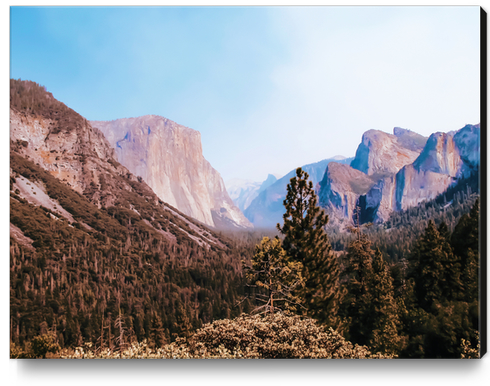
318,162,377,223
91,115,252,230
318,125,480,225
392,124,480,213
350,128,427,178
10,108,125,208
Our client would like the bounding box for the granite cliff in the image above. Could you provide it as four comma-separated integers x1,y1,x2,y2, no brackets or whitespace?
350,127,427,178
392,124,480,213
318,125,480,225
91,116,252,230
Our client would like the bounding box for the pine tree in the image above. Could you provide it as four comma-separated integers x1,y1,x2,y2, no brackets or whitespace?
437,221,463,302
404,215,479,358
342,233,375,346
368,249,403,355
451,198,479,304
243,237,303,315
277,167,342,329
408,220,447,311
150,314,166,348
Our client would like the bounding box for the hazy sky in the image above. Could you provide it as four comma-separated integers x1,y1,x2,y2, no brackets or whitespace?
10,6,481,182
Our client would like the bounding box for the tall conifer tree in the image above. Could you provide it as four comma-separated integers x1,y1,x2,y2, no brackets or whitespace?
342,233,374,345
368,249,403,355
451,198,479,304
408,220,447,311
277,167,342,329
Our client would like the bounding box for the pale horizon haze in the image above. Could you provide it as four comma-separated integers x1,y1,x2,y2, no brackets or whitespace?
10,6,481,183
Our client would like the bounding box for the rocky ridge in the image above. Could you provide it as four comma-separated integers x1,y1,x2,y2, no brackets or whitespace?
318,125,480,225
9,79,228,248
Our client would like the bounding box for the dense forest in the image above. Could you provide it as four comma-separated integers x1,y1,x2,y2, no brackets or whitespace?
10,80,258,352
10,152,262,350
9,79,482,359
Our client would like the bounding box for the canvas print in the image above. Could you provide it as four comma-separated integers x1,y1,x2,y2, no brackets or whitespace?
9,6,484,359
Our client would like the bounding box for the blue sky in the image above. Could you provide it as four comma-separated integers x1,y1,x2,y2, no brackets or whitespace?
10,6,481,182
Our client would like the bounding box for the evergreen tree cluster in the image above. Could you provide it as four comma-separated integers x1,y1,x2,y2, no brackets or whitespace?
10,152,256,355
337,199,481,358
244,168,481,358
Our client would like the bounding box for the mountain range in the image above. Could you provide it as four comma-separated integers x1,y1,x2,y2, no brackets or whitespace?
10,78,480,237
242,156,353,228
319,125,480,226
225,174,279,213
228,125,479,230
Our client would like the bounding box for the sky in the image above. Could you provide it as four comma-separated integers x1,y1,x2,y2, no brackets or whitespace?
9,5,481,183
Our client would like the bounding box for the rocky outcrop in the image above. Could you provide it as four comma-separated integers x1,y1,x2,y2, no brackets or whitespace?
10,108,127,208
391,124,480,213
350,128,427,178
319,125,480,225
318,162,377,223
91,115,252,230
244,157,353,228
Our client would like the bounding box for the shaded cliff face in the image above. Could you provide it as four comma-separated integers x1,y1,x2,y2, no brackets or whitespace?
412,132,462,176
452,124,480,173
392,125,480,213
244,157,353,228
318,125,479,225
91,116,252,230
318,162,377,223
350,128,427,178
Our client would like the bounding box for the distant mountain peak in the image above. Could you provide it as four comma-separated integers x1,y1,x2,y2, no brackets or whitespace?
393,127,410,136
318,124,480,225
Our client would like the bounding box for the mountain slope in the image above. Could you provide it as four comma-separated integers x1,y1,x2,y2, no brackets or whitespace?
91,116,252,230
9,79,253,349
244,157,353,228
226,174,278,213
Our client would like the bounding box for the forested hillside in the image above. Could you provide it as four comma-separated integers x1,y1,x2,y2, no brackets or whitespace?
10,152,258,349
9,80,256,351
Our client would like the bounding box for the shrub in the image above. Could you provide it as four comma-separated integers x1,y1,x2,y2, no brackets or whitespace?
31,333,61,358
60,313,392,359
185,312,391,358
